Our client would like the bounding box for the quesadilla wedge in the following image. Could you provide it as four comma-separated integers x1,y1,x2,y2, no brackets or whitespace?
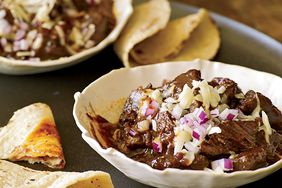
0,160,113,188
0,103,65,169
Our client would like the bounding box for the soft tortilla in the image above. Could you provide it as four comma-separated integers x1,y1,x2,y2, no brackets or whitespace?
0,103,65,169
114,0,171,67
0,160,113,188
171,9,220,61
129,10,203,64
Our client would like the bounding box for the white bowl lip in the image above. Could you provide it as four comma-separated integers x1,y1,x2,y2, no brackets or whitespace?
73,60,282,180
0,0,133,68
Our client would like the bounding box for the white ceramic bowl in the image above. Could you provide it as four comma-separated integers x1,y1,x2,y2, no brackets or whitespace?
73,59,282,188
0,0,133,75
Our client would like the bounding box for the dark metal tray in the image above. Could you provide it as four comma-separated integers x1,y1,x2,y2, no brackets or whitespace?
0,1,281,187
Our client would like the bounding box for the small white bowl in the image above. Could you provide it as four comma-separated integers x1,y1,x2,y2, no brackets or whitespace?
0,0,133,75
73,59,282,188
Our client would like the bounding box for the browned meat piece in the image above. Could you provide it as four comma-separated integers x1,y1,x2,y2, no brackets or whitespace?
119,88,145,124
239,90,257,115
124,134,145,149
256,130,282,164
189,155,209,170
200,121,259,156
209,77,242,108
233,147,267,171
200,134,232,156
166,69,202,94
151,155,181,170
155,111,175,145
257,92,282,133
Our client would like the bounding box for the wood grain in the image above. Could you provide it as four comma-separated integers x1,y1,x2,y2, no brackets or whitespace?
177,0,282,43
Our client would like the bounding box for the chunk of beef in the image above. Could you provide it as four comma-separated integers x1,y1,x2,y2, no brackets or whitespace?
168,69,202,94
200,120,259,156
155,111,175,145
233,147,267,171
256,130,282,164
119,88,145,124
239,90,257,115
189,154,209,170
257,92,282,133
209,78,242,108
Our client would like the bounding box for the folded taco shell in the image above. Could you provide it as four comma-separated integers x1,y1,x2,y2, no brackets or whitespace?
114,0,171,67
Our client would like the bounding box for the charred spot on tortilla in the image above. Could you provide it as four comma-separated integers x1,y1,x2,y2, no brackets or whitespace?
0,103,65,169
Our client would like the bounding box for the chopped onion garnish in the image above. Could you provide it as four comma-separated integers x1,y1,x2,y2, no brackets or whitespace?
32,34,43,50
219,108,238,121
137,120,150,132
55,25,66,45
16,51,35,57
235,93,245,99
193,107,208,124
208,127,222,135
261,111,272,144
174,129,191,155
0,19,11,35
211,158,233,172
210,108,219,117
184,141,200,153
171,104,183,119
151,120,157,131
83,24,96,42
180,149,195,166
152,137,162,153
251,94,261,118
15,30,26,41
0,10,6,19
217,86,226,94
129,129,137,137
150,89,163,104
178,84,193,109
165,97,178,104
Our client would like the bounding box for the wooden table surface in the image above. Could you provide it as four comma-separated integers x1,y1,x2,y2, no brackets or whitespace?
178,0,282,43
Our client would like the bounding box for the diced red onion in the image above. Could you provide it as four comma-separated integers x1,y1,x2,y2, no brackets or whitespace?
0,38,7,47
0,19,11,35
19,40,29,50
208,126,222,135
0,10,6,19
195,124,207,135
184,142,200,153
150,100,159,109
152,138,162,153
15,30,26,41
193,107,208,124
137,120,150,132
179,115,193,127
192,130,200,140
145,107,155,116
210,108,219,118
211,158,233,171
172,104,183,119
19,21,29,30
193,120,200,127
219,108,239,121
129,129,137,136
